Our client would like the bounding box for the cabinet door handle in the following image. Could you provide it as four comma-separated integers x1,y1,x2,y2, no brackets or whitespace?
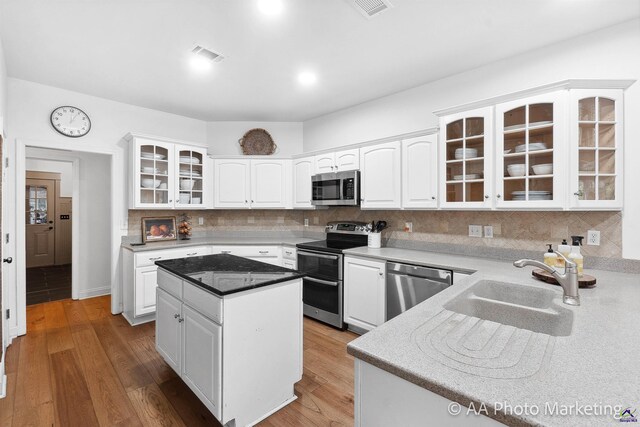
251,200,254,203
484,195,489,199
178,317,184,323
149,256,162,260
497,194,502,199
186,252,197,256
574,190,584,197
285,251,292,255
378,272,383,276
431,196,436,200
245,200,248,203
330,165,334,170
169,199,173,203
174,313,180,319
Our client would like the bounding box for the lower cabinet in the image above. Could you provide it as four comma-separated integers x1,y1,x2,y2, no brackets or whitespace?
344,256,386,332
134,266,160,317
155,269,302,426
156,288,183,372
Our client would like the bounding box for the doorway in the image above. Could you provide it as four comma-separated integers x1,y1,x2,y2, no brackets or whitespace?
25,168,73,305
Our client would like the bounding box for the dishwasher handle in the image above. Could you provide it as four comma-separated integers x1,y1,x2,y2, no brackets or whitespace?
386,262,452,284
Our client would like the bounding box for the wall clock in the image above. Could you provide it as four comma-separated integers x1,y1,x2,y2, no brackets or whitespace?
50,106,91,137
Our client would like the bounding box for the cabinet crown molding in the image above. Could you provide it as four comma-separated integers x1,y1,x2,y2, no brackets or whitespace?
124,132,209,148
433,79,636,117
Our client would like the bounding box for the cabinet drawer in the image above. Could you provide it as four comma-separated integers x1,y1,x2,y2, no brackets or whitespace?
135,246,210,267
157,269,183,299
282,247,297,260
183,283,223,324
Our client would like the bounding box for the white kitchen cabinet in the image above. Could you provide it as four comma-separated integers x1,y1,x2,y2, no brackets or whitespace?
181,304,222,415
214,158,291,209
156,268,302,426
128,134,211,209
360,141,401,209
122,245,211,325
569,89,624,210
495,92,566,209
354,360,503,427
402,134,438,209
134,266,159,317
314,148,360,173
213,159,251,208
344,256,386,332
211,245,282,266
251,159,292,208
292,157,315,209
156,288,182,372
282,246,297,269
438,107,493,209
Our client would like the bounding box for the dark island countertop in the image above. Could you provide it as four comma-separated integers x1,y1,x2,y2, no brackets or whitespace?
155,253,306,296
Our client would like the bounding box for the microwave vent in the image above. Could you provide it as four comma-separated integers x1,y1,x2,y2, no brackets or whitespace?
347,0,393,18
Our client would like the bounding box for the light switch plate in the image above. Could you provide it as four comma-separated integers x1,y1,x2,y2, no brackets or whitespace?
198,217,204,225
469,225,483,238
587,230,600,246
304,218,309,227
484,225,494,238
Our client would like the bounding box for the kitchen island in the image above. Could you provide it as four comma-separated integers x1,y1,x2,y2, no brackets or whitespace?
154,253,305,427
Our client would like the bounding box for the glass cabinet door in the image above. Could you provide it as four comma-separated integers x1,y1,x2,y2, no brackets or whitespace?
138,142,172,207
570,90,622,209
440,107,492,208
495,92,564,208
176,146,205,207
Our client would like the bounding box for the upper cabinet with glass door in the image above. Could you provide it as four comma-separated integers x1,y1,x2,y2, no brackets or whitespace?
439,107,493,209
569,89,623,209
495,92,565,209
128,134,211,209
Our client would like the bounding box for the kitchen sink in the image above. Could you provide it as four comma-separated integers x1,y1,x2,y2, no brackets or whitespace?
443,280,573,337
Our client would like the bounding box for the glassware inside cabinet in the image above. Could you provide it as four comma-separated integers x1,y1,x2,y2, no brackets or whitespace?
445,117,485,203
576,97,617,201
502,103,554,202
178,149,204,205
139,144,170,205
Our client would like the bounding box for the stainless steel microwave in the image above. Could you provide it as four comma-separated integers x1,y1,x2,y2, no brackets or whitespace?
311,171,360,206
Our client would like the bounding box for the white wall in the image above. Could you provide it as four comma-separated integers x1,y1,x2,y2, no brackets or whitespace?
303,19,640,260
25,158,73,197
26,148,111,298
206,121,303,156
0,35,7,127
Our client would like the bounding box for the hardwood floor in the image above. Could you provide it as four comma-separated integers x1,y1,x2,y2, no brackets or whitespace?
1,296,359,426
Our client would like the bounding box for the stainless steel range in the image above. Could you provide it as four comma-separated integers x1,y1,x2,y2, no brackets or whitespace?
296,221,369,329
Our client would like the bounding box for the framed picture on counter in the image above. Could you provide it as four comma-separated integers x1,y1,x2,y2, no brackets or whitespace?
141,216,177,243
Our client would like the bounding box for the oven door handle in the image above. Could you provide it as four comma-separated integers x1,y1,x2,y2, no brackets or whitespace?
298,250,340,260
305,276,339,287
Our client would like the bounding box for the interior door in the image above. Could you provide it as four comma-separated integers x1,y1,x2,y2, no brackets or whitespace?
26,178,56,268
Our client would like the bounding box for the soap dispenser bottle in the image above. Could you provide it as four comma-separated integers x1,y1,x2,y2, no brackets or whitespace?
544,244,558,267
557,239,571,268
569,236,584,277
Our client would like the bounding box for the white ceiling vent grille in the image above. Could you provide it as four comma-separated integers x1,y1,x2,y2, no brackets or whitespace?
191,45,224,63
347,0,393,18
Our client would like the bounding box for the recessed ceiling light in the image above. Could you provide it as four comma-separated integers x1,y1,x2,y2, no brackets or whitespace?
258,0,283,16
298,71,318,86
190,55,212,72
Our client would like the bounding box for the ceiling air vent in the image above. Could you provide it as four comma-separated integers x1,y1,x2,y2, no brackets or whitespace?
191,45,224,63
347,0,393,18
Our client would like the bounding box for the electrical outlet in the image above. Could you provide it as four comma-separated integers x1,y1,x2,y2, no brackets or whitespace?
304,218,309,227
198,217,204,225
484,225,494,238
587,230,600,246
404,222,413,233
469,225,483,238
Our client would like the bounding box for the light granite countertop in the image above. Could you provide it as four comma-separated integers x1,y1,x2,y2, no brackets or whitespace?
121,236,316,252
345,247,640,426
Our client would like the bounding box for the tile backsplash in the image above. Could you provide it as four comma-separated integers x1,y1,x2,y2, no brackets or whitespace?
127,209,622,259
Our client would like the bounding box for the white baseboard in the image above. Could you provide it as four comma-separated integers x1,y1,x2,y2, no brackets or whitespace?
78,285,111,300
0,350,6,399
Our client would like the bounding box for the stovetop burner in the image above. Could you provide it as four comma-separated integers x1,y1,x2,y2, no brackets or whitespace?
296,221,369,254
296,239,366,254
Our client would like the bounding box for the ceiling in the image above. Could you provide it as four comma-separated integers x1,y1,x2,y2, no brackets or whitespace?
1,0,639,122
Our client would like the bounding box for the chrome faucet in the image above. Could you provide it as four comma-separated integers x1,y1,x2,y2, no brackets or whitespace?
513,251,580,306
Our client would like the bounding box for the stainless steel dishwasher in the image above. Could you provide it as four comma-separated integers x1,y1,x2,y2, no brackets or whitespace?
386,262,453,321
